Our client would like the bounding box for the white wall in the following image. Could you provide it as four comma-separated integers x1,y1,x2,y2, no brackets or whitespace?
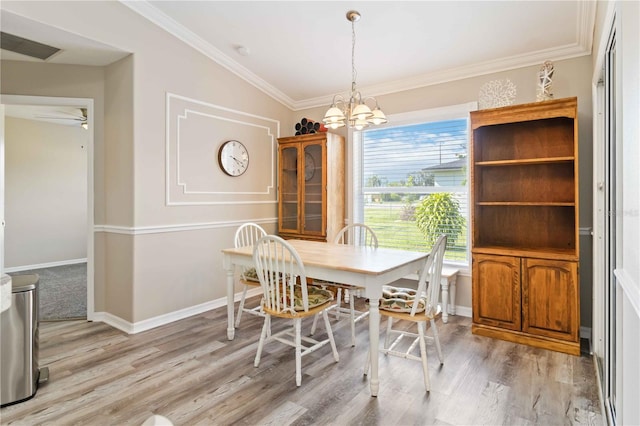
4,116,87,268
615,1,640,423
591,1,640,425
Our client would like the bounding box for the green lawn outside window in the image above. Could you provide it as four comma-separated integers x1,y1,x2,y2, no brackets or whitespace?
364,202,468,262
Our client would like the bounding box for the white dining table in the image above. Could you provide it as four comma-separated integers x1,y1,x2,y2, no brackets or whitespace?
222,238,428,397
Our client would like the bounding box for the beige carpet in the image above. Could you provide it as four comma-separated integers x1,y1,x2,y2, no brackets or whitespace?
9,263,86,321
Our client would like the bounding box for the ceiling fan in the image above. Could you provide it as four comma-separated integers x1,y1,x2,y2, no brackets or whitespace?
35,107,88,129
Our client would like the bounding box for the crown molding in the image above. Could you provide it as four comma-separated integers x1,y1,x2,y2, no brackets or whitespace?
120,0,297,109
122,0,596,112
373,44,589,99
576,0,597,51
94,218,277,235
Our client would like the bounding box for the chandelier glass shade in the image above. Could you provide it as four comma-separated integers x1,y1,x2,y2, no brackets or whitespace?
322,10,387,131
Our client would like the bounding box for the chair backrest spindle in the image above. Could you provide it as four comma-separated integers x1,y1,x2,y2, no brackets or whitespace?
234,223,267,280
253,235,309,314
412,234,447,317
334,223,378,248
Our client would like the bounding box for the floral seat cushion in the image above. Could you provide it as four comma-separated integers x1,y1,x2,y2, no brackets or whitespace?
273,284,334,311
379,285,426,313
302,285,335,310
242,267,260,282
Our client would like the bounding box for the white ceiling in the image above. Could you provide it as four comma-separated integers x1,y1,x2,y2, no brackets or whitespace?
1,1,596,112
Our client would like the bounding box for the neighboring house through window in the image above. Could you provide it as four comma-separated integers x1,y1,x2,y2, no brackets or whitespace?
351,102,476,264
423,157,467,187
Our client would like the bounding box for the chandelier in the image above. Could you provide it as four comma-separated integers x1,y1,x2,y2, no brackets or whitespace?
322,10,387,131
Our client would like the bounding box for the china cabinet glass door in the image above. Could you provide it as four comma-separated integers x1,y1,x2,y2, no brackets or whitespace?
302,143,324,234
277,132,344,242
279,145,299,233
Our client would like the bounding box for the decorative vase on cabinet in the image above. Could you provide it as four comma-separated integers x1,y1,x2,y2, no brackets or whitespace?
470,97,580,356
277,132,345,242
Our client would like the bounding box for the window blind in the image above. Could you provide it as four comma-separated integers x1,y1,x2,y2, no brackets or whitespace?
359,118,469,262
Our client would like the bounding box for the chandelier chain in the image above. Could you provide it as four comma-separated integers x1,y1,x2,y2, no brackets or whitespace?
351,18,357,92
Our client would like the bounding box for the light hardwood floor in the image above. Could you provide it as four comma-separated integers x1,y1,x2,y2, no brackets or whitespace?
1,297,603,425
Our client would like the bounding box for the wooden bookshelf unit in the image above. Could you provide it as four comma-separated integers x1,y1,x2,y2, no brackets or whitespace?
470,97,580,355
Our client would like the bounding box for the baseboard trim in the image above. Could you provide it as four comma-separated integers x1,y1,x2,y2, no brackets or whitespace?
92,287,263,334
580,326,592,339
4,258,87,273
580,326,592,354
89,289,473,334
452,305,472,318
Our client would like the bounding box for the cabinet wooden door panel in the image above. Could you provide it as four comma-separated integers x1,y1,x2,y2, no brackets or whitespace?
522,258,579,342
472,254,521,330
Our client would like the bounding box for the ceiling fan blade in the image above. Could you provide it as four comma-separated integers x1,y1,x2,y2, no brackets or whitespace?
35,115,85,121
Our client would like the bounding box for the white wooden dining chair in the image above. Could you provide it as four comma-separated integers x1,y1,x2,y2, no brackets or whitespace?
310,223,378,346
364,234,447,392
234,222,267,327
253,235,339,387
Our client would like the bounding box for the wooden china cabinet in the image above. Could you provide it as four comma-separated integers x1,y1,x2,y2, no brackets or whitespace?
277,132,345,242
470,97,580,355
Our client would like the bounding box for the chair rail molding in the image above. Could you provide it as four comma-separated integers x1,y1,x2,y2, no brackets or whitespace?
94,218,277,235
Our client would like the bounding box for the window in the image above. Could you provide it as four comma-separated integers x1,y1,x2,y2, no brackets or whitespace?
352,103,475,264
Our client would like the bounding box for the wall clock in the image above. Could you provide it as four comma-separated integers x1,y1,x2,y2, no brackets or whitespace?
218,140,249,177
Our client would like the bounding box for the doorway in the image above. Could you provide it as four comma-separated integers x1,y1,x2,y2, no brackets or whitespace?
600,20,618,424
0,94,94,320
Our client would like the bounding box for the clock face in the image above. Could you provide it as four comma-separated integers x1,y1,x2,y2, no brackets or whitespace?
218,140,249,177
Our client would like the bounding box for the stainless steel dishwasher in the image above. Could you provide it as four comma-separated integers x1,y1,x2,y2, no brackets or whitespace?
1,274,48,407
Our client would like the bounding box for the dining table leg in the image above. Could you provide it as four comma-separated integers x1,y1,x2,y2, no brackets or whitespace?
368,298,380,397
223,256,235,340
441,278,449,324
